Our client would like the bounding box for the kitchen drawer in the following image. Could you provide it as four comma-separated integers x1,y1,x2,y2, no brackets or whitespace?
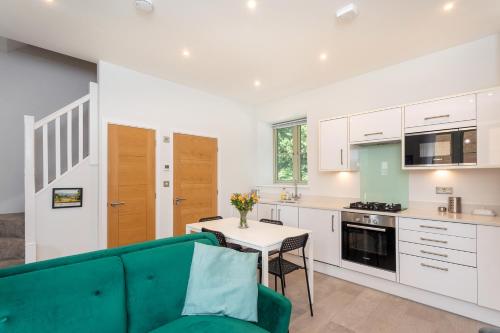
399,217,476,239
399,229,476,253
404,94,476,129
399,241,476,267
349,108,402,143
400,253,477,303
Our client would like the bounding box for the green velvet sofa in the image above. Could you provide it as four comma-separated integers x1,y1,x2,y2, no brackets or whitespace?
0,233,291,333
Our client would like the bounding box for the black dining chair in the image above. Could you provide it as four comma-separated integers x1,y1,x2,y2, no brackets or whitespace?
201,226,243,251
260,233,313,317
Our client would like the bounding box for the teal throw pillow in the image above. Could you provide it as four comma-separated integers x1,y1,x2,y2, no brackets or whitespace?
182,242,259,322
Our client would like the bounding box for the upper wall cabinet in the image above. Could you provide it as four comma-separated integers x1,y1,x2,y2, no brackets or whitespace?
404,94,476,131
349,108,402,144
477,88,500,168
319,117,350,171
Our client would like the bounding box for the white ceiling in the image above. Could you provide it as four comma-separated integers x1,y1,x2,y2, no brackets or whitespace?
1,0,499,105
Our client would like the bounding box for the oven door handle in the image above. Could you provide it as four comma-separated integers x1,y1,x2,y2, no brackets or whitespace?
346,224,386,232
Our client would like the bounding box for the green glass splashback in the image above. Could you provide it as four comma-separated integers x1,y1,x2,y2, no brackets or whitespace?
359,143,409,208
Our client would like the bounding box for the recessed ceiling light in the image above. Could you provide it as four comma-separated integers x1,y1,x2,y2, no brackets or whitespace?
247,0,257,10
336,3,358,20
319,53,328,61
135,0,154,12
182,49,191,58
443,2,454,11
254,80,261,87
45,0,54,3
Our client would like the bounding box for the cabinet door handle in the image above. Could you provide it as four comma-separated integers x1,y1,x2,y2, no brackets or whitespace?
340,149,344,165
364,131,383,136
421,263,449,272
331,215,335,232
420,237,448,244
277,209,281,220
420,250,448,258
420,225,448,231
424,114,450,121
271,208,274,220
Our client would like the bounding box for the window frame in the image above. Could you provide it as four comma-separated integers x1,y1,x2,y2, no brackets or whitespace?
273,123,308,185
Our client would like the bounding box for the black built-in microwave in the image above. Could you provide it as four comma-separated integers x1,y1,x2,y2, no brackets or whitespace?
404,128,477,167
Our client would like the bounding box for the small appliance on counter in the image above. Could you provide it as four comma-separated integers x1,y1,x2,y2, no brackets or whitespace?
448,196,462,213
347,201,403,213
472,208,497,216
438,206,447,213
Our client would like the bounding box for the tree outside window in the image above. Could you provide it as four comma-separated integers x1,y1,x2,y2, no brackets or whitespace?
274,122,308,184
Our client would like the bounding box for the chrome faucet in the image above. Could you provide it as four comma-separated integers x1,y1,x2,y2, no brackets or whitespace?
292,181,301,201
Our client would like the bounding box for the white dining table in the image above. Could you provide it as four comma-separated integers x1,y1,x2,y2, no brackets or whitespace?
185,217,314,302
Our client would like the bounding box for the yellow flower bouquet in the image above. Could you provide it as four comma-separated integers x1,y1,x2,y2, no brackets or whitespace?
230,192,259,228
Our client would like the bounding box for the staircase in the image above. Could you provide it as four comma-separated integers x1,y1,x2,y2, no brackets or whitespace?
0,213,25,268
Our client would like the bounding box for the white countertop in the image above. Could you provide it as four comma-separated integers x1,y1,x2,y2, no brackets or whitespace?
259,197,500,227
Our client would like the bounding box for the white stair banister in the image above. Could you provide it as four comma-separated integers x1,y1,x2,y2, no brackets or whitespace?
24,115,36,263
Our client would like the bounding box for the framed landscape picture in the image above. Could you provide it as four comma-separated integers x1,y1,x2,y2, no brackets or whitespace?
52,188,83,209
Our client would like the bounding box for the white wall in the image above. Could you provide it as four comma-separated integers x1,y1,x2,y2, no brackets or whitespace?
256,34,500,207
0,42,97,213
98,61,257,246
35,159,98,260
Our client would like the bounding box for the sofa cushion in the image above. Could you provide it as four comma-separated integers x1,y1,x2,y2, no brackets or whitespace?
149,316,270,333
182,242,259,322
0,256,126,333
121,238,215,333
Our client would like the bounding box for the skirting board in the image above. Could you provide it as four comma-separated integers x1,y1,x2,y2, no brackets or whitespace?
286,255,500,327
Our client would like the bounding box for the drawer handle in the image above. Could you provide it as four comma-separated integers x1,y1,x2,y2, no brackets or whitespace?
420,237,448,244
424,114,450,121
364,131,384,136
421,262,449,272
420,225,448,231
420,250,448,258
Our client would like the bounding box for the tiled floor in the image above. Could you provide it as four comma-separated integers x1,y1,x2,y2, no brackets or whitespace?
268,269,493,333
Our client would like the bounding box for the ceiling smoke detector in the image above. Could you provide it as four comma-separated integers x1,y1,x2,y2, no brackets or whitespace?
135,0,154,12
336,3,358,20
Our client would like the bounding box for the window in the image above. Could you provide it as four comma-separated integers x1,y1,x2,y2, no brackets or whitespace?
273,119,308,183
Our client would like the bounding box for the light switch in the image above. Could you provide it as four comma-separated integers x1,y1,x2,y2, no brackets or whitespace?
436,186,453,194
381,161,388,176
163,181,170,188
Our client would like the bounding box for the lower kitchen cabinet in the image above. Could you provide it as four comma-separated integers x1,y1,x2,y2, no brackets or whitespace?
298,208,340,266
400,253,477,303
477,225,500,312
257,203,276,221
277,205,299,255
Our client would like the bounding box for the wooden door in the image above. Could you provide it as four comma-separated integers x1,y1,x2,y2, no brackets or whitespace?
108,124,156,248
173,133,218,236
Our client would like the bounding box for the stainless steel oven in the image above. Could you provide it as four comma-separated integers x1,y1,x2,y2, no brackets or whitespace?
341,212,396,272
404,127,477,167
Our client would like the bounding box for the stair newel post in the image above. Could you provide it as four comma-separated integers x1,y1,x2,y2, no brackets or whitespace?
24,115,36,263
89,82,98,165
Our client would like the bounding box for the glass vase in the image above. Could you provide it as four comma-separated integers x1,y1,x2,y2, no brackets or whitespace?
239,210,249,229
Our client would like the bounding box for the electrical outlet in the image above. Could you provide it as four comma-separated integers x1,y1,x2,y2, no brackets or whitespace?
436,186,453,194
163,181,170,188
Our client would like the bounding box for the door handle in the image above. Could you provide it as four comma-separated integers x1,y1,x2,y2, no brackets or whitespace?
340,149,343,165
110,201,125,207
331,215,335,232
175,197,187,205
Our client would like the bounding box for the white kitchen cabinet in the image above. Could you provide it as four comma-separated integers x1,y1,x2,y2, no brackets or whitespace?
276,205,299,255
405,94,476,129
477,88,500,168
298,208,340,266
276,205,299,228
257,203,277,221
319,117,349,171
477,225,500,312
349,108,402,144
400,253,477,303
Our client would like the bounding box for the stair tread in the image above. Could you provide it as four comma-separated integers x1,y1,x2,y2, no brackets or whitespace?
0,213,25,238
0,237,25,260
0,258,25,269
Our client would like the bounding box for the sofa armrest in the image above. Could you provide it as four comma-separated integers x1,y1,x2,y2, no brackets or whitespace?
256,284,292,333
